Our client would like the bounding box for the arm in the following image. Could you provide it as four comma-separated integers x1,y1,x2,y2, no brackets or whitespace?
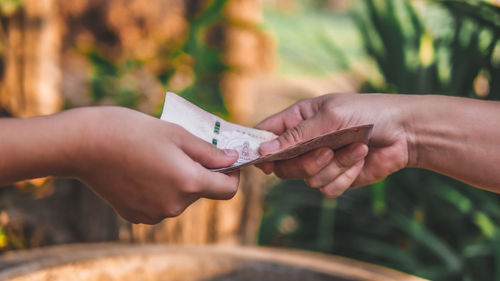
407,95,500,189
256,94,500,196
0,107,240,224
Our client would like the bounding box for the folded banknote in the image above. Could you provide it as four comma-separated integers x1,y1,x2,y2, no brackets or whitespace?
160,92,373,173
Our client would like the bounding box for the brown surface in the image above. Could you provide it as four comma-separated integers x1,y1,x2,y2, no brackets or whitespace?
0,0,62,117
0,243,427,281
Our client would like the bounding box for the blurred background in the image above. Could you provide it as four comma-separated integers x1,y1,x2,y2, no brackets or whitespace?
0,0,499,280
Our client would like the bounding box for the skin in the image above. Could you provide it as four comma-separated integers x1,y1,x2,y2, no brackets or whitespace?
256,93,500,197
0,107,240,224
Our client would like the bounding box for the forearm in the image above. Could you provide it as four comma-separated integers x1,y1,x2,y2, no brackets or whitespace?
0,111,82,185
406,95,500,190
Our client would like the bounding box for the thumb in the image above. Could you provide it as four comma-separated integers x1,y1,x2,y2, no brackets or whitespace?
176,129,239,169
259,114,325,156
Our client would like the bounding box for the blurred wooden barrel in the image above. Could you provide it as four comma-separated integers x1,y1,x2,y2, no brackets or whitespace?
0,243,426,281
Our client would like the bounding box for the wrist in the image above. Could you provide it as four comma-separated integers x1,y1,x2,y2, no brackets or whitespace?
0,109,93,183
384,94,436,169
50,107,100,179
402,95,449,169
400,95,421,168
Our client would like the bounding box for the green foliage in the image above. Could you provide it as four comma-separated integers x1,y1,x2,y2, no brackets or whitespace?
87,51,140,108
259,1,500,280
438,0,500,30
355,0,499,98
263,4,362,76
177,0,230,118
261,172,500,280
85,1,231,117
0,0,21,16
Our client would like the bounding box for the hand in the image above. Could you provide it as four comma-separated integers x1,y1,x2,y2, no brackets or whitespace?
68,107,240,224
256,93,413,197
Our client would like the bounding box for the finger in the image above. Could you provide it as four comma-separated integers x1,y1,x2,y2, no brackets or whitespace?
175,127,239,169
273,147,333,179
320,160,365,198
255,98,321,134
350,148,388,188
305,143,368,188
255,105,304,135
259,113,330,156
196,168,240,200
255,162,275,175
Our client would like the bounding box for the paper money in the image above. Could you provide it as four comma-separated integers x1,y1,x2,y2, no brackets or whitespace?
161,92,277,167
160,92,373,173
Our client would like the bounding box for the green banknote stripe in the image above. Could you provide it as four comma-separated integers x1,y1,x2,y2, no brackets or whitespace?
212,121,220,146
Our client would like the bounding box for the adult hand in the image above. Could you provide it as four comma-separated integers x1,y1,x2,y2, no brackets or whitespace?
255,93,412,197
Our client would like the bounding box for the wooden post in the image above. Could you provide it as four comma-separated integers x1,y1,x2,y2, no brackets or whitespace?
129,0,273,245
222,0,274,245
0,0,62,117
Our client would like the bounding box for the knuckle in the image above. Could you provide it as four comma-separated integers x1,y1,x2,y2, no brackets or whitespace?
165,205,185,218
305,177,322,189
168,123,188,143
322,176,353,198
336,154,354,169
323,105,341,123
336,174,352,189
323,99,337,111
323,95,341,109
302,162,319,177
159,203,186,218
208,145,224,159
345,165,363,185
178,170,203,195
223,186,238,200
282,126,304,145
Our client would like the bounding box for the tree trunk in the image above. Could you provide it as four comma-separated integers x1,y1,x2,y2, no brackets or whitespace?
0,0,62,117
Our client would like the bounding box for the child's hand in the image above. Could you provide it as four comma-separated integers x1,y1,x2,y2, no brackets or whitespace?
72,107,240,224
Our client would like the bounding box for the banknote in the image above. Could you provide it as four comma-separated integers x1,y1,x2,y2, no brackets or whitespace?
161,92,278,167
160,92,373,173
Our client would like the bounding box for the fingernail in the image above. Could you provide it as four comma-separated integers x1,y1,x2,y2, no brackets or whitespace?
350,144,368,161
224,149,238,158
260,139,280,155
315,148,333,166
